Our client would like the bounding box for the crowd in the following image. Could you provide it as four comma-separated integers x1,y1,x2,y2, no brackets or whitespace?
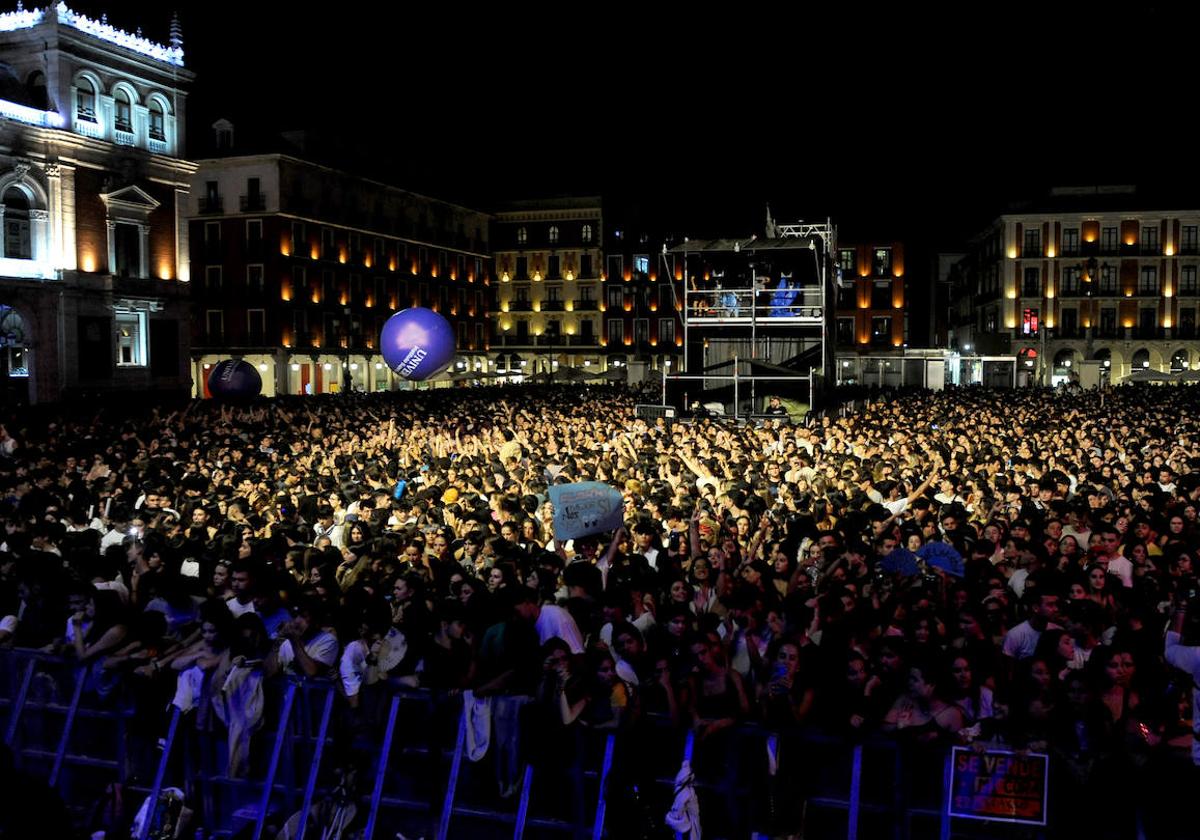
2,383,1200,838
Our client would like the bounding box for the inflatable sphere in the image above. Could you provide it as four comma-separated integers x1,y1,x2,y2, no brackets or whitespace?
207,359,263,400
380,307,456,381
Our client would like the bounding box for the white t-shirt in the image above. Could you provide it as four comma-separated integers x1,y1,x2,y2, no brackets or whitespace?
535,604,584,655
227,598,257,617
278,630,339,674
1106,555,1134,588
339,639,369,697
1165,631,1200,764
1002,620,1060,660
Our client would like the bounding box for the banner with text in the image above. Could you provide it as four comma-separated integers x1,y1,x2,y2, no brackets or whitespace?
549,481,624,541
947,747,1048,826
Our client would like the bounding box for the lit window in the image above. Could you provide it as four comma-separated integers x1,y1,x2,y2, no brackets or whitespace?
115,311,147,366
114,89,132,133
549,225,559,244
517,226,527,244
75,78,96,122
148,100,166,140
582,224,593,243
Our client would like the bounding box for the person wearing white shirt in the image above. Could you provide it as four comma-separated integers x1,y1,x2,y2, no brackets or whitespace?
268,602,339,678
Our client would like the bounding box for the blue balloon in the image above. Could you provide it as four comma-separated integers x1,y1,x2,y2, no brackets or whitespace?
208,359,262,400
380,307,456,381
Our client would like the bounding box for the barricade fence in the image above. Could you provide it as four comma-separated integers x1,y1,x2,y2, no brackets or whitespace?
0,648,1190,839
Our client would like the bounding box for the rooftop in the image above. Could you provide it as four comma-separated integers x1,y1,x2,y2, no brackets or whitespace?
0,3,184,66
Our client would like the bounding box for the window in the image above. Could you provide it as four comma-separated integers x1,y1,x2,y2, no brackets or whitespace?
634,318,649,344
515,285,529,304
548,254,560,280
1061,227,1079,255
1183,309,1197,337
247,309,265,342
204,221,220,245
205,266,222,294
1023,228,1041,257
246,219,262,246
838,249,856,272
582,224,593,243
1142,225,1159,252
438,250,448,277
2,188,31,259
549,225,559,244
607,255,623,281
1099,265,1118,294
546,285,561,302
322,227,335,259
205,309,223,342
836,317,854,345
580,254,593,278
112,222,141,277
633,255,649,280
247,264,264,295
1101,226,1118,252
113,89,132,133
1183,226,1199,254
148,100,165,141
1023,267,1040,297
660,285,673,310
323,270,335,303
580,284,595,303
515,256,528,280
872,248,892,276
545,319,560,339
1061,267,1080,294
1022,307,1039,335
607,287,623,308
871,315,892,343
75,78,96,122
1100,308,1116,336
517,226,528,244
1061,308,1077,336
1139,265,1158,294
291,222,305,255
1182,266,1198,295
658,318,675,344
293,310,308,343
114,311,147,366
608,319,624,344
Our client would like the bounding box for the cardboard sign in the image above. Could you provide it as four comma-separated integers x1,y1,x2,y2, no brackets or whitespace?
947,747,1048,826
549,482,624,541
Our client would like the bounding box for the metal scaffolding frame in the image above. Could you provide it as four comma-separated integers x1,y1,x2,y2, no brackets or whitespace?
671,220,836,418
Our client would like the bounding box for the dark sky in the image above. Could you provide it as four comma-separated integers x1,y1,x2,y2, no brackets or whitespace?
79,2,1199,248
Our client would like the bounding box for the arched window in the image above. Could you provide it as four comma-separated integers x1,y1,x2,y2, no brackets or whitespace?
1132,348,1151,370
114,89,132,133
549,225,559,244
3,187,31,260
582,224,593,243
75,77,96,122
516,226,527,245
1171,349,1190,373
148,99,166,141
26,70,46,109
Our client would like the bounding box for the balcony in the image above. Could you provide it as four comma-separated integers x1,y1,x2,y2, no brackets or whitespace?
1020,245,1042,259
683,287,824,324
490,334,535,348
506,300,532,312
540,300,564,311
574,299,599,311
1180,244,1199,256
240,193,267,212
1140,244,1161,256
199,196,224,214
114,128,135,147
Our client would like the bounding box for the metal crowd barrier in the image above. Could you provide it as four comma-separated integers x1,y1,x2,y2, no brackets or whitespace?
1,647,1087,839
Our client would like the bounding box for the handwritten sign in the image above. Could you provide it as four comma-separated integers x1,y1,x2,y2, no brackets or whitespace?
549,482,624,541
947,747,1048,826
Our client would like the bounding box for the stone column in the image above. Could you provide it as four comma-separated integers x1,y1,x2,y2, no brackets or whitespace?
137,223,150,279
105,219,116,275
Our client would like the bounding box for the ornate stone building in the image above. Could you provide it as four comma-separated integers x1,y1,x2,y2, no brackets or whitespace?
0,4,194,403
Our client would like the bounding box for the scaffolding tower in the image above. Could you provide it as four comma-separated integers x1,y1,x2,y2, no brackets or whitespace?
667,220,836,417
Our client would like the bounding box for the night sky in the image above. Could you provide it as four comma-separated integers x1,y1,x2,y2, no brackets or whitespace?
69,2,1200,250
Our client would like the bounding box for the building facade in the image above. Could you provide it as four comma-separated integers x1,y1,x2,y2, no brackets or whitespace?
950,187,1200,385
189,152,492,395
833,240,909,352
490,199,603,376
0,4,194,404
602,222,684,374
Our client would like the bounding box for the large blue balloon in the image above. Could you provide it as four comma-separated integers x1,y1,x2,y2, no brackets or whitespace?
208,359,262,400
380,307,456,381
